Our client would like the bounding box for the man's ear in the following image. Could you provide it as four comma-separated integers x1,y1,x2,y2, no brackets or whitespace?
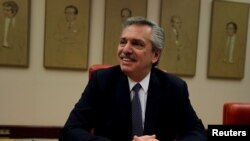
152,49,161,64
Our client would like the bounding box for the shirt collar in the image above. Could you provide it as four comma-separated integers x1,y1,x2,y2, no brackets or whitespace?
128,72,150,92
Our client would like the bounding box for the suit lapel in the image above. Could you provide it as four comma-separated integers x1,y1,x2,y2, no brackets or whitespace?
144,71,162,134
114,73,132,134
113,68,163,135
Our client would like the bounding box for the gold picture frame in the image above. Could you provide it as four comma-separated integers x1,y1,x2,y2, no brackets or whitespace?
103,0,147,65
158,0,200,76
0,0,30,67
44,0,90,70
207,0,249,79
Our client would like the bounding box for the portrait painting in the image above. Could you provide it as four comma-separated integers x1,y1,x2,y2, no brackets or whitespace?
0,0,30,67
44,0,90,70
103,0,147,65
207,0,249,79
159,0,200,76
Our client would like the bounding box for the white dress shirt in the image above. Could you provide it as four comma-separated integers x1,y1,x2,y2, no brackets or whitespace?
128,72,150,128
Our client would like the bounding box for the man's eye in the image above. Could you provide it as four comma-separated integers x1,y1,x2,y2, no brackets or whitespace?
119,40,126,46
132,40,145,48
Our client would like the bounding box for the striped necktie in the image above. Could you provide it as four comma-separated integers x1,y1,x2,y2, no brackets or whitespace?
132,83,143,136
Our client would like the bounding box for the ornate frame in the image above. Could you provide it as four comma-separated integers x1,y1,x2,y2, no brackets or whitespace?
207,0,249,79
0,0,30,67
44,0,90,70
159,0,201,76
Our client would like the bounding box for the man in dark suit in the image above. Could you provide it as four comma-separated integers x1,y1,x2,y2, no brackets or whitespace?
59,16,207,141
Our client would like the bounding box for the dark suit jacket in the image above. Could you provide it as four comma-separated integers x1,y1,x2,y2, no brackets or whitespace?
59,65,207,141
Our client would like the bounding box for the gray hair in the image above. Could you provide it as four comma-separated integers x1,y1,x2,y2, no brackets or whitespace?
123,16,165,51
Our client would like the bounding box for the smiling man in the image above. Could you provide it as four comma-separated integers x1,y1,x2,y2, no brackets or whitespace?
118,21,161,82
59,16,207,141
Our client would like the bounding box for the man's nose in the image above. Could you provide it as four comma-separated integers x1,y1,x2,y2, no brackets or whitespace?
122,42,133,53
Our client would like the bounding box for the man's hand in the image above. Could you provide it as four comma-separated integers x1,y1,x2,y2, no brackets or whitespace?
132,134,159,141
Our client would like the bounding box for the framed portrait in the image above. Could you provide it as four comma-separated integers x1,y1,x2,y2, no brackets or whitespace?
0,0,30,67
158,0,200,76
207,0,249,79
103,0,147,65
44,0,90,70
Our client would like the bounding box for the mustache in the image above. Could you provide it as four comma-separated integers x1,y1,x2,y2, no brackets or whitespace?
119,53,136,61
